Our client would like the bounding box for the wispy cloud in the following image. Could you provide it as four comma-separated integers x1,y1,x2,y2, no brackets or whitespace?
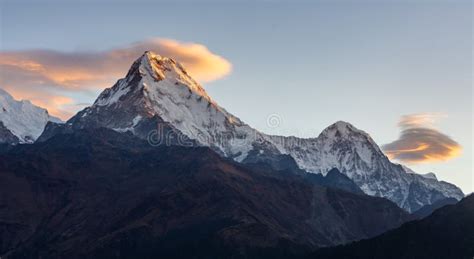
0,38,232,119
383,113,462,164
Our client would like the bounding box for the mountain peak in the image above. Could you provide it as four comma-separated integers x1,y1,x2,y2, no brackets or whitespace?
70,51,242,152
329,120,356,132
94,51,211,108
139,50,177,64
142,50,163,60
137,51,208,96
0,88,62,143
138,51,178,73
319,120,371,141
135,50,177,81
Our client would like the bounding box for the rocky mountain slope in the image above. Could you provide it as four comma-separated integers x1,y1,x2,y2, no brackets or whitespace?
310,194,474,259
0,129,411,258
267,122,464,212
0,88,62,144
39,51,463,212
412,197,459,219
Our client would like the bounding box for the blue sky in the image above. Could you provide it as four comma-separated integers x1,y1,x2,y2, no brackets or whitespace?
0,0,472,193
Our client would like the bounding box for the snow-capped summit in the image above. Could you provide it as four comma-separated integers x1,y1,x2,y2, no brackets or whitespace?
40,51,464,212
320,121,368,138
318,121,380,150
0,88,62,144
59,51,259,159
268,120,385,178
315,121,385,174
95,51,213,107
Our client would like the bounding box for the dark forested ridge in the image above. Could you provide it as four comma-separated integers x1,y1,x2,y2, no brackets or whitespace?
0,129,411,259
309,194,474,259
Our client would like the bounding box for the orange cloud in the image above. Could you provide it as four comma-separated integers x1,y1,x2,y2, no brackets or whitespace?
0,38,232,120
383,113,462,164
108,39,232,83
146,39,232,82
397,113,446,129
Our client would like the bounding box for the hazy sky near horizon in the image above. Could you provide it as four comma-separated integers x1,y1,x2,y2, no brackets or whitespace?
0,0,472,193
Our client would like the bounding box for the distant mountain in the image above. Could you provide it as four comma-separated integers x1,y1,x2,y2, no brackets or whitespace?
39,51,463,212
0,129,411,258
0,88,62,144
310,194,474,259
268,122,464,212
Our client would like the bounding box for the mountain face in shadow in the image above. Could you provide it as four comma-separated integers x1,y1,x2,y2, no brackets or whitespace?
0,129,411,259
241,155,364,195
412,197,459,219
304,168,365,195
310,194,474,259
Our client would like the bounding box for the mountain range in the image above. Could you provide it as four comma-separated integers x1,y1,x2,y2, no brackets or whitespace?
0,128,411,258
0,51,470,258
36,51,463,213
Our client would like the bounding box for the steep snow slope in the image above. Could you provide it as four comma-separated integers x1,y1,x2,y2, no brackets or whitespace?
64,51,264,161
0,88,62,143
42,51,463,212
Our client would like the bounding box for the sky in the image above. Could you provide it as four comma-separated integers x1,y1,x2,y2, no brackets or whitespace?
0,0,472,193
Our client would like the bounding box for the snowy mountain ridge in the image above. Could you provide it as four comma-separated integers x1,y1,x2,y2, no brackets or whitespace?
71,51,260,161
41,51,464,212
0,88,62,144
266,122,464,211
